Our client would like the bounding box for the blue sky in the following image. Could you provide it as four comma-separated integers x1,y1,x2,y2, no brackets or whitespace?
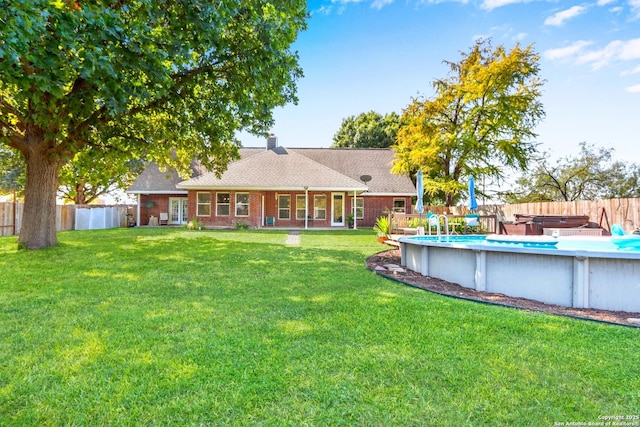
239,0,639,161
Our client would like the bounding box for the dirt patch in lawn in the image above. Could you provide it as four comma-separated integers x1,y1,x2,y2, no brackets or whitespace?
367,249,640,328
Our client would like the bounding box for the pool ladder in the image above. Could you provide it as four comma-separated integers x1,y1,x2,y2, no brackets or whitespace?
427,214,450,242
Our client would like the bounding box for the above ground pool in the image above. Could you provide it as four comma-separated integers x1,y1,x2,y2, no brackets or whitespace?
398,233,640,313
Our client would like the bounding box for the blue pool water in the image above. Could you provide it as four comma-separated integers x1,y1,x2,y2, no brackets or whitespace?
408,234,640,253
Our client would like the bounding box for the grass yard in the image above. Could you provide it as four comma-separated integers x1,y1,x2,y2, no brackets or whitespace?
1,228,639,426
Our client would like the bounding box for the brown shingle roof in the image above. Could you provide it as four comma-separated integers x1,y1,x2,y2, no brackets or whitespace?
177,147,367,191
128,147,415,195
289,148,414,195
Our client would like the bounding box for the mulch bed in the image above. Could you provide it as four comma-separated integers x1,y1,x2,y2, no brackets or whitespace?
366,249,640,328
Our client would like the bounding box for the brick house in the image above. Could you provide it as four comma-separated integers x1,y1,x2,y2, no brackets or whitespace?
127,137,415,229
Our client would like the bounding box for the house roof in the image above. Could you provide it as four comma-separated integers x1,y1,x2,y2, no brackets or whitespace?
177,146,368,191
128,146,415,195
127,160,207,194
288,148,414,195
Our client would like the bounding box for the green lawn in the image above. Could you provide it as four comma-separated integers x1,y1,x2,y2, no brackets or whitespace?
1,228,638,426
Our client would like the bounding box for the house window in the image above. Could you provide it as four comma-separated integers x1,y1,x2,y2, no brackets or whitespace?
278,194,290,219
197,192,211,216
393,198,406,213
296,195,306,220
235,193,249,217
314,195,326,220
351,197,364,219
216,192,230,216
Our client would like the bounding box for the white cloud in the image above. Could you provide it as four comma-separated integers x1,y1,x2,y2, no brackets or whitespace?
480,0,536,10
618,38,640,60
576,40,623,68
621,65,640,75
544,5,587,26
546,38,640,70
631,0,640,15
312,5,333,15
596,0,616,5
372,0,394,9
626,84,640,93
544,40,593,61
577,38,640,69
514,32,528,41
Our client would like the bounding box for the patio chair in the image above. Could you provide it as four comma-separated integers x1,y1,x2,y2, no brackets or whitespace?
464,214,480,234
159,212,168,226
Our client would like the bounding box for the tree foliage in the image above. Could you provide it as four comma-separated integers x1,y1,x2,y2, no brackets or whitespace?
0,146,24,195
332,111,400,148
392,40,545,206
0,145,144,203
57,148,146,204
0,0,307,248
502,142,640,203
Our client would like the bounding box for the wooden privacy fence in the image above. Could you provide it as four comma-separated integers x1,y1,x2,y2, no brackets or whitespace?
482,198,640,233
0,204,134,236
412,198,640,234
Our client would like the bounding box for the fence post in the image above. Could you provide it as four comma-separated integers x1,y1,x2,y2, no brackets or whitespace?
12,192,17,235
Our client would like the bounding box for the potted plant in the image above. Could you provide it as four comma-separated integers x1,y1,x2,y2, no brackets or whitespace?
347,214,354,229
373,216,390,243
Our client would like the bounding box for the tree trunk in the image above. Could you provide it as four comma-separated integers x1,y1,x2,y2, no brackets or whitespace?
18,145,64,250
75,182,87,205
445,192,454,207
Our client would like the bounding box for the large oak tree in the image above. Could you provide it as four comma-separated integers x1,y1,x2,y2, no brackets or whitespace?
0,0,307,249
393,40,544,206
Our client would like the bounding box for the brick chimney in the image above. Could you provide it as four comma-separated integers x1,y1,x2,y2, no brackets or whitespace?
267,134,278,150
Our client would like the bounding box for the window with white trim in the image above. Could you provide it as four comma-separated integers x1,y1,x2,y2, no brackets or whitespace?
351,197,364,219
296,195,306,220
235,193,249,217
393,198,406,213
313,195,326,220
197,192,211,216
216,192,230,216
278,194,290,220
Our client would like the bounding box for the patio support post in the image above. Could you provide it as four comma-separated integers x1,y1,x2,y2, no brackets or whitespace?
136,194,141,227
353,190,357,230
304,187,309,230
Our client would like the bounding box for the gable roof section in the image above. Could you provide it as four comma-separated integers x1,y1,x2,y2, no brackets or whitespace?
177,147,368,191
290,148,415,196
127,161,201,194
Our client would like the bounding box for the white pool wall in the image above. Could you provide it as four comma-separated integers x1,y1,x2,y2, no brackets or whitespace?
399,236,640,313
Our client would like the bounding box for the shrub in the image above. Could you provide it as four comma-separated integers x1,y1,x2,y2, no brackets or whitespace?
373,216,390,237
187,218,204,230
